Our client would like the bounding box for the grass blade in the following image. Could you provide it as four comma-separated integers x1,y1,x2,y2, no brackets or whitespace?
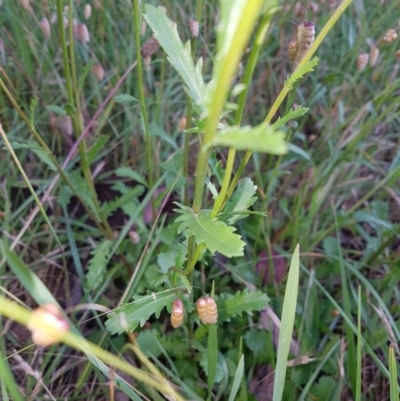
272,244,300,401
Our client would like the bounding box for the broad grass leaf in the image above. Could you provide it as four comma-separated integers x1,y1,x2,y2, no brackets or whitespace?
174,202,245,257
217,289,269,322
207,123,287,154
221,178,258,224
85,239,114,291
144,5,206,111
105,291,176,335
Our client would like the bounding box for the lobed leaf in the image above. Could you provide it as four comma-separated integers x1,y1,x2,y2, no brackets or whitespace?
206,123,287,154
174,202,245,257
217,289,269,322
86,239,114,291
144,5,206,111
270,106,309,130
285,57,319,90
221,178,258,224
105,291,176,335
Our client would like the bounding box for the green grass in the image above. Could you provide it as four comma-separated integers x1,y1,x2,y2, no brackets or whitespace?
0,0,399,400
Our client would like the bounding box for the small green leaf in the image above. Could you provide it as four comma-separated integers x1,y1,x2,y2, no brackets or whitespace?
217,289,269,322
221,178,258,224
9,141,57,171
45,104,67,115
30,96,39,126
174,202,245,257
144,5,206,111
270,106,309,130
101,186,144,218
105,291,176,335
115,167,148,187
86,239,114,291
285,58,319,90
87,135,110,165
244,329,269,353
114,94,139,104
206,123,287,155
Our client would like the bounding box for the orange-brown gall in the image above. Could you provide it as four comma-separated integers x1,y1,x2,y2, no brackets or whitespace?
196,297,218,324
171,299,184,328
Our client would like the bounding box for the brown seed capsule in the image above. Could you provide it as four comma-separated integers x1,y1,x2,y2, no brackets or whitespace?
295,21,315,66
141,36,160,57
27,304,69,346
40,18,51,39
78,23,90,43
382,29,397,43
189,18,199,38
288,38,299,69
59,115,73,136
357,53,369,71
369,46,379,66
171,299,184,328
178,115,187,132
196,297,218,324
395,49,400,59
91,64,105,81
84,4,92,20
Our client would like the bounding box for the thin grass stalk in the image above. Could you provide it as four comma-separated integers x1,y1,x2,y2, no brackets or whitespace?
132,0,154,208
226,0,354,199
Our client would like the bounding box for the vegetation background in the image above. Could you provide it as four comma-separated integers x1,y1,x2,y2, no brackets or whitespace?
0,0,399,400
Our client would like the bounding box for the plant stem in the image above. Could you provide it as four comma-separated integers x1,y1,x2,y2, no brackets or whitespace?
226,0,354,200
133,0,154,208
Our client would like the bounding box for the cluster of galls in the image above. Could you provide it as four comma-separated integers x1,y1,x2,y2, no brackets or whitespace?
357,27,399,71
170,296,218,329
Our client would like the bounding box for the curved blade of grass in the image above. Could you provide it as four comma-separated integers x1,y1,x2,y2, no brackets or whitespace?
389,344,399,401
228,354,244,401
273,244,300,401
0,350,24,401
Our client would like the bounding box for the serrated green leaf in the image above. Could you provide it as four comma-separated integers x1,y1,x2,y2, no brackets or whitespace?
285,57,319,90
87,135,109,165
101,186,144,218
144,5,206,111
67,170,100,221
114,93,139,104
206,123,287,155
221,178,258,224
85,239,114,291
105,291,177,335
217,289,269,322
115,167,148,187
174,202,245,257
270,106,309,130
58,185,73,208
9,141,57,171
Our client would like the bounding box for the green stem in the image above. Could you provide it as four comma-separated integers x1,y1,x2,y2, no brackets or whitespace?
133,0,154,204
227,0,353,199
211,7,276,218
